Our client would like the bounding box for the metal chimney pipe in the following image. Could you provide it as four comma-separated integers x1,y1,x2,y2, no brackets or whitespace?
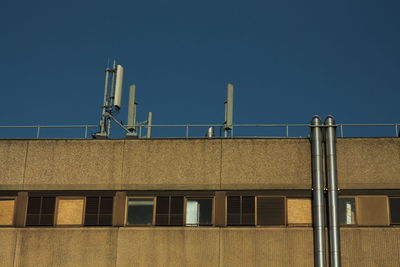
310,115,327,267
324,115,341,267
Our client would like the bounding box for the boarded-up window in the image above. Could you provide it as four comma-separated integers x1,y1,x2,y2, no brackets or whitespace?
227,196,255,226
357,196,389,226
0,199,15,226
339,197,356,225
84,196,113,226
26,197,55,226
287,198,312,225
389,198,400,224
257,197,285,225
155,196,184,226
56,198,84,226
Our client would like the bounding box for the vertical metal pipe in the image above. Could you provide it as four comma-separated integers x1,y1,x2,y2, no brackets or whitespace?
310,115,327,267
324,115,341,267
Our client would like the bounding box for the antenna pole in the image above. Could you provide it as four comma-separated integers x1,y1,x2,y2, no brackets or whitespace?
98,68,111,137
224,83,234,137
147,112,152,138
126,84,138,138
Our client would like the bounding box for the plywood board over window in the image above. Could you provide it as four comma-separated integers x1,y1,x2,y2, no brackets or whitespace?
56,197,85,226
287,198,312,225
0,199,15,226
357,196,389,226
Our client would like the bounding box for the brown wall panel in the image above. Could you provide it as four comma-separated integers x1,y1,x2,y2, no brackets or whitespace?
356,196,389,226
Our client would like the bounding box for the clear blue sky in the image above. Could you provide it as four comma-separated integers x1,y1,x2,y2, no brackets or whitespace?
1,0,399,138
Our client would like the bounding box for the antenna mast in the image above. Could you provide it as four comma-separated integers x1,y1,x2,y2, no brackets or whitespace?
224,83,234,137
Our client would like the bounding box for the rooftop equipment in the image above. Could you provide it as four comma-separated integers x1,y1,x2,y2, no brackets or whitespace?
224,83,234,137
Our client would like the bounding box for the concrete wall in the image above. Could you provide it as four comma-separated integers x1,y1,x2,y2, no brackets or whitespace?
1,228,399,267
0,138,399,190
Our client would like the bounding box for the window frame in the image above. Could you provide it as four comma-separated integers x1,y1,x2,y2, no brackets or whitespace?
54,196,86,227
26,196,56,227
125,196,156,226
338,196,357,226
286,197,312,227
0,197,16,227
255,195,287,227
83,195,114,227
184,196,214,227
155,195,185,226
389,197,400,225
226,195,256,226
356,195,390,226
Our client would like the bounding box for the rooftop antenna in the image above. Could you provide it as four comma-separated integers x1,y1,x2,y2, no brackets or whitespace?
224,83,234,137
94,60,129,138
126,84,138,138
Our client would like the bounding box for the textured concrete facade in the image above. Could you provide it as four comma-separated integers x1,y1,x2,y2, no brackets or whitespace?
1,228,399,267
1,138,399,190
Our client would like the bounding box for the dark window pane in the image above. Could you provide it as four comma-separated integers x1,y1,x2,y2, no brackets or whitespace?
26,214,40,226
338,198,356,225
198,199,213,225
170,214,183,226
40,214,54,226
170,197,183,214
27,197,41,214
227,214,241,225
242,196,255,225
227,196,240,214
41,197,55,214
390,198,400,224
86,197,99,214
98,214,112,226
156,214,169,225
84,214,98,226
156,197,170,214
257,197,285,225
127,198,154,225
227,196,242,225
100,197,113,214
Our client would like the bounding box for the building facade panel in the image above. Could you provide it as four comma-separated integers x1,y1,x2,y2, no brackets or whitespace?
122,139,222,190
23,140,124,190
337,138,400,189
0,141,27,190
221,139,311,189
116,228,220,267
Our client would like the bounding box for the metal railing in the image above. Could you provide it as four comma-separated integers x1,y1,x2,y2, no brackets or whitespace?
0,123,398,139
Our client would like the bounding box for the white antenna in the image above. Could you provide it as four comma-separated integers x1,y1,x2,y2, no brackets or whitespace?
114,65,124,109
224,83,234,137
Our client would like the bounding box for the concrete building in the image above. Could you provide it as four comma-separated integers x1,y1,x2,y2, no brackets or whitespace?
0,124,400,266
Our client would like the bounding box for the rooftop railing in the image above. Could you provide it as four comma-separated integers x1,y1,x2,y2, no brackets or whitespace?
0,123,398,139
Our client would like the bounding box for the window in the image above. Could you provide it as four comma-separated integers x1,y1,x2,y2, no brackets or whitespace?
287,198,312,225
357,196,389,226
84,196,113,226
55,197,85,226
0,199,15,226
155,196,184,226
185,198,213,226
338,197,356,225
227,196,255,226
127,198,155,225
257,196,285,226
26,197,56,226
390,197,400,224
